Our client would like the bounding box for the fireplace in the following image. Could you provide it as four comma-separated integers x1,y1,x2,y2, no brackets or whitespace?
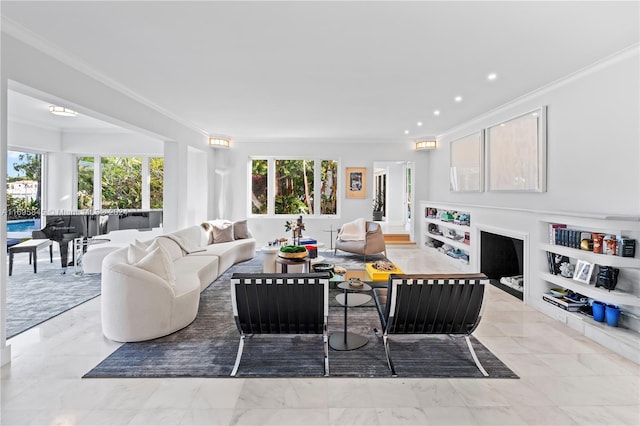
480,230,524,300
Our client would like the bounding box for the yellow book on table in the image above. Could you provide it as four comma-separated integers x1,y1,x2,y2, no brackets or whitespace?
365,262,404,282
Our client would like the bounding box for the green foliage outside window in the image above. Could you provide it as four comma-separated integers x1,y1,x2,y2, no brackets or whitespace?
275,159,314,215
250,158,338,216
320,160,337,215
77,156,94,209
251,159,268,214
101,157,143,209
150,157,164,209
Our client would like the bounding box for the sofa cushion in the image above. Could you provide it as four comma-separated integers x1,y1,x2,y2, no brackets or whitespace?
233,220,250,239
134,246,176,286
173,255,219,291
149,238,183,261
127,242,148,264
211,221,234,243
171,225,209,249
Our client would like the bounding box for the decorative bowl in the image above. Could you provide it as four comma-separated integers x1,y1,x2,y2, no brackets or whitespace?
549,288,567,298
312,263,334,273
278,246,308,259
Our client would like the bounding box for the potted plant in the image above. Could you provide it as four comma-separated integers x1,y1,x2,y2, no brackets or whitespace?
372,189,384,221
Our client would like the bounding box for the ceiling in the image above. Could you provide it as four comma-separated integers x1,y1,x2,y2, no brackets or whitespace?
2,1,639,142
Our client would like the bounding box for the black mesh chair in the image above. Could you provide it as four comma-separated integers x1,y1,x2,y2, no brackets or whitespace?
372,273,489,377
230,272,331,377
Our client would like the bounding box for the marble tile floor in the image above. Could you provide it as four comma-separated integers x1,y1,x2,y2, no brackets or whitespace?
1,246,638,425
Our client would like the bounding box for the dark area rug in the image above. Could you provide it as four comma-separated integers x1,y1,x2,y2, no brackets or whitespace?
84,251,518,379
6,253,101,338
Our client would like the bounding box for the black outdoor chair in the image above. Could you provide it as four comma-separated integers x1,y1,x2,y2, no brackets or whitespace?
372,273,489,377
230,272,331,377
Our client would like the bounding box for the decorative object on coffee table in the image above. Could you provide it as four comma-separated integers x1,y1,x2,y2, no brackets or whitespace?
278,245,308,259
365,260,403,282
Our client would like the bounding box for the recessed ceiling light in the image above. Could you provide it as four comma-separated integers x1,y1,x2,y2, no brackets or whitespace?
49,105,78,116
487,73,497,81
417,122,422,127
454,96,463,102
404,130,409,135
433,110,440,116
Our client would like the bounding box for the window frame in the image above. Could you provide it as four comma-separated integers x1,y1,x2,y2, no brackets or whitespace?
247,156,340,218
75,154,163,211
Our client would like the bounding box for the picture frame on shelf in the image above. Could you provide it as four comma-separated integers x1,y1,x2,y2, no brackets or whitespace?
486,106,547,192
345,167,366,199
450,130,483,192
573,260,594,284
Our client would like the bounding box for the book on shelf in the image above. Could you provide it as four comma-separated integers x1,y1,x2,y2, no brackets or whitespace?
549,223,567,244
546,252,570,276
542,294,586,311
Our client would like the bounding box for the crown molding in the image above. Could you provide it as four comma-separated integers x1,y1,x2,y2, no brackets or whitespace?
1,16,208,138
438,43,640,140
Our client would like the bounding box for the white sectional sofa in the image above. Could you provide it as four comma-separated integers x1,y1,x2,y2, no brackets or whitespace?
101,221,255,342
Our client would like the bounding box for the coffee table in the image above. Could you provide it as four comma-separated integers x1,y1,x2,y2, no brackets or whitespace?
329,280,372,351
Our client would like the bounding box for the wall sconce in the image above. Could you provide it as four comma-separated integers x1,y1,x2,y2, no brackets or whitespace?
49,105,78,117
208,137,231,148
415,140,437,150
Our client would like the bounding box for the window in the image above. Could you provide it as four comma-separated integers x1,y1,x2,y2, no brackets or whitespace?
251,159,268,214
101,157,142,209
149,157,164,209
275,159,314,214
6,151,41,221
250,157,339,216
77,156,94,209
77,156,163,210
320,160,337,215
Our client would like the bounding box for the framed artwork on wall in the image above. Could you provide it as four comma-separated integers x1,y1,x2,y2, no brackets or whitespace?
450,131,483,192
345,167,366,199
486,106,547,192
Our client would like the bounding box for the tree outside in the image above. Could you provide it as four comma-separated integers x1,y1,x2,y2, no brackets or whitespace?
275,159,314,215
149,157,164,209
101,157,143,209
7,152,41,220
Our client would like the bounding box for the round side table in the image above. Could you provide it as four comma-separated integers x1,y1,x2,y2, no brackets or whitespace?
261,245,280,273
329,280,372,351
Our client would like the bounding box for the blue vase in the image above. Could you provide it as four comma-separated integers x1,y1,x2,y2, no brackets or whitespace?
592,301,606,322
605,304,621,327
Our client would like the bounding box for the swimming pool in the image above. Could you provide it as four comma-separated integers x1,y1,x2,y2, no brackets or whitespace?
7,220,39,233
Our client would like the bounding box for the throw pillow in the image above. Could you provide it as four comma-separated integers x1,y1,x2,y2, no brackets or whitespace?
200,222,214,245
134,246,176,286
148,238,183,261
212,221,234,243
127,242,148,264
233,220,250,240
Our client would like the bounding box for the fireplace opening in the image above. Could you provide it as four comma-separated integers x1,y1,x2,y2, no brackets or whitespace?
480,231,524,300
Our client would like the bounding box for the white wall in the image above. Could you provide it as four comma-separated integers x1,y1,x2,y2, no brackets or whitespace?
7,121,60,153
61,132,163,156
427,48,639,217
43,152,75,211
225,139,422,246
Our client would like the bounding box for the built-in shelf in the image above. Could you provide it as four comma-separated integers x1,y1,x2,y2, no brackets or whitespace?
424,217,470,232
541,243,640,269
538,216,640,364
427,232,470,252
538,301,640,364
541,272,640,307
421,204,472,269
